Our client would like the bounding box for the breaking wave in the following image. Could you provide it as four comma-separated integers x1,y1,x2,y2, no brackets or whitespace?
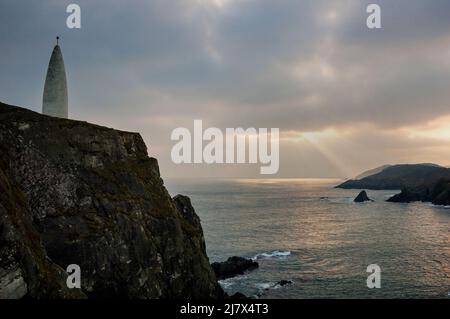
252,250,291,260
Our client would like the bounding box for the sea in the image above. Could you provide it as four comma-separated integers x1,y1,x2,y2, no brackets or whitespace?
165,178,450,299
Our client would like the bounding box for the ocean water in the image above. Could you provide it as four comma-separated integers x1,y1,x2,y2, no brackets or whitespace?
165,178,450,299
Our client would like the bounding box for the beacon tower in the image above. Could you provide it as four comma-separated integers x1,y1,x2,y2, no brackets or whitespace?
42,37,68,118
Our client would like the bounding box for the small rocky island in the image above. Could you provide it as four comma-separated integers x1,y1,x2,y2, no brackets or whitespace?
211,256,259,280
0,102,224,298
354,190,373,203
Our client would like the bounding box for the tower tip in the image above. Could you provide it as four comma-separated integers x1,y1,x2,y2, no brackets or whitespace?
56,36,59,45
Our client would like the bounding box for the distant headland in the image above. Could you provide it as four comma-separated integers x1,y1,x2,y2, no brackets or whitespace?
336,163,450,206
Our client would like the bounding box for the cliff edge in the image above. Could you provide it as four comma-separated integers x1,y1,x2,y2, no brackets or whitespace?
0,102,223,298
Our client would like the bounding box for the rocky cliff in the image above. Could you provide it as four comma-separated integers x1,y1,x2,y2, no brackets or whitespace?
0,102,223,299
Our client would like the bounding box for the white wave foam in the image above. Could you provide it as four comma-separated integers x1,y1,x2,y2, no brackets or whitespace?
428,203,450,209
252,250,291,260
218,280,233,289
255,283,272,290
255,280,294,297
218,274,249,290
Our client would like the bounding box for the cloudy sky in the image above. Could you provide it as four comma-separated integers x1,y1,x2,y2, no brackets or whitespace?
1,0,450,179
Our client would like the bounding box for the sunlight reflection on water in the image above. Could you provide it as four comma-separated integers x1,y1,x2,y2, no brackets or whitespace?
166,178,450,299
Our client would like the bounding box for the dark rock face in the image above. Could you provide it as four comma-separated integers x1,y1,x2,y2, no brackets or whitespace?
211,257,259,280
276,280,293,287
337,164,450,190
387,179,450,205
430,180,450,206
354,191,373,203
386,188,426,203
0,159,85,299
0,102,223,298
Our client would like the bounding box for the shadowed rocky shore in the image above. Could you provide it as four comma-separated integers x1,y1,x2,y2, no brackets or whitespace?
386,179,450,205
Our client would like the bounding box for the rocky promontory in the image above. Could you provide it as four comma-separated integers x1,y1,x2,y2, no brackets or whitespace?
387,179,450,205
0,102,223,298
211,257,259,280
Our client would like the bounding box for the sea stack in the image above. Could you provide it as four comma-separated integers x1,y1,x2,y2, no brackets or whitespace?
42,36,68,118
354,190,373,203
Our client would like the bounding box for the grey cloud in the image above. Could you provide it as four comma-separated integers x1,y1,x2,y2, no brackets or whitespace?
1,0,450,178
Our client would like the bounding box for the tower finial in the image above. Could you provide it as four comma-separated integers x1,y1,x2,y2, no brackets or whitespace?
56,36,59,45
